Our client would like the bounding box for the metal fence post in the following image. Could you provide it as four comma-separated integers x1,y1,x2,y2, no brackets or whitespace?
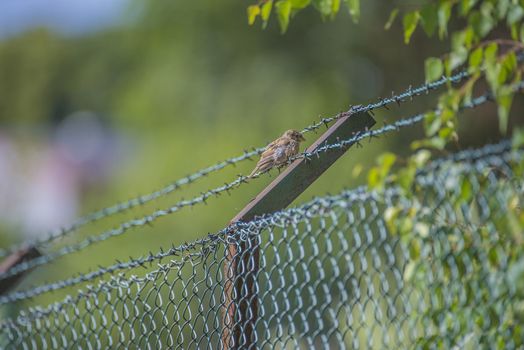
0,247,41,295
221,109,376,349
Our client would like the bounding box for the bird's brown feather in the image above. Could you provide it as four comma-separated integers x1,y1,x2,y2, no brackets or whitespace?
249,130,305,177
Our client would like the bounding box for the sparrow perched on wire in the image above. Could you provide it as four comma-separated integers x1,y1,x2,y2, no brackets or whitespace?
249,129,306,177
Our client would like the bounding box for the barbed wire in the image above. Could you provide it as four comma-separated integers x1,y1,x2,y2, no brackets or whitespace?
0,70,471,259
0,232,228,305
0,139,520,324
300,70,471,133
294,81,524,162
0,148,262,258
0,83,519,282
0,188,380,322
0,130,519,304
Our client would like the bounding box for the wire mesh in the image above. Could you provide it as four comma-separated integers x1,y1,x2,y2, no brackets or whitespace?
1,140,523,349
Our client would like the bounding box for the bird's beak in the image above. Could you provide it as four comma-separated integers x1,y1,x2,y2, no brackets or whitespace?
299,134,306,141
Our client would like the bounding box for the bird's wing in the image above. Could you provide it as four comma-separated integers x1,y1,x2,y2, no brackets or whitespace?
254,140,286,171
284,140,300,158
250,136,295,176
257,146,279,168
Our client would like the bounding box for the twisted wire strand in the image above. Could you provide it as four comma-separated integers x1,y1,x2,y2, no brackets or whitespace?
0,138,519,318
0,81,518,290
294,81,524,162
0,84,516,282
0,70,470,258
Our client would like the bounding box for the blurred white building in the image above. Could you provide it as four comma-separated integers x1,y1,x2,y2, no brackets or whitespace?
0,112,122,239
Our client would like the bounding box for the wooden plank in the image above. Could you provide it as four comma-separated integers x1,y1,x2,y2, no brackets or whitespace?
221,110,376,349
0,247,41,295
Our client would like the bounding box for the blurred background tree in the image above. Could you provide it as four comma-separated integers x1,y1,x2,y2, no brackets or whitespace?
0,0,522,308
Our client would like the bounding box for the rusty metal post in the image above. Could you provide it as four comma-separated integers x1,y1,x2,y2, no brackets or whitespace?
0,247,41,295
221,110,376,349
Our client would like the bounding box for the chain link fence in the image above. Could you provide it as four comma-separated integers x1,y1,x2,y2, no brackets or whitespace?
1,140,523,349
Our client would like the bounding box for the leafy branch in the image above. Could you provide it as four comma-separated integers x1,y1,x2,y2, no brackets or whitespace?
247,0,360,33
244,1,524,347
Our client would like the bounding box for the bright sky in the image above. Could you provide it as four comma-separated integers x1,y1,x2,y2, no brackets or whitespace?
0,0,130,38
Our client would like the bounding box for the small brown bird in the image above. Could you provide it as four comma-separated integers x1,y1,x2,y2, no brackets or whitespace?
249,129,306,177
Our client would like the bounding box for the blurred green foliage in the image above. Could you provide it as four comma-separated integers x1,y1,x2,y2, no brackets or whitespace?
0,0,522,311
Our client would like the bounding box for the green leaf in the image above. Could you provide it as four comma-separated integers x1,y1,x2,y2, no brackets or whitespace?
261,0,273,24
485,62,502,93
459,0,478,16
468,47,483,72
379,153,396,174
424,111,442,137
331,0,340,18
451,29,473,52
290,0,311,9
420,3,438,37
384,206,401,235
403,11,420,44
512,128,524,149
463,27,474,48
368,152,396,190
469,10,495,38
459,177,473,203
276,0,292,33
480,1,494,17
425,57,443,83
502,51,517,75
496,0,510,19
345,0,360,23
414,223,429,238
438,2,452,39
409,237,421,259
384,8,398,30
397,166,416,191
484,44,501,92
403,261,417,281
449,46,468,70
367,167,381,189
461,74,479,104
497,89,514,134
484,43,498,63
313,0,332,17
439,93,461,112
413,150,432,167
438,126,456,141
507,4,524,25
443,56,452,78
247,5,261,25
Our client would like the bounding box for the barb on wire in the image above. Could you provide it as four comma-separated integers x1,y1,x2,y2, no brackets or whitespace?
0,148,263,258
1,82,520,282
0,137,519,314
300,69,471,134
0,75,520,292
293,81,524,163
0,174,252,281
0,70,471,258
0,232,227,305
